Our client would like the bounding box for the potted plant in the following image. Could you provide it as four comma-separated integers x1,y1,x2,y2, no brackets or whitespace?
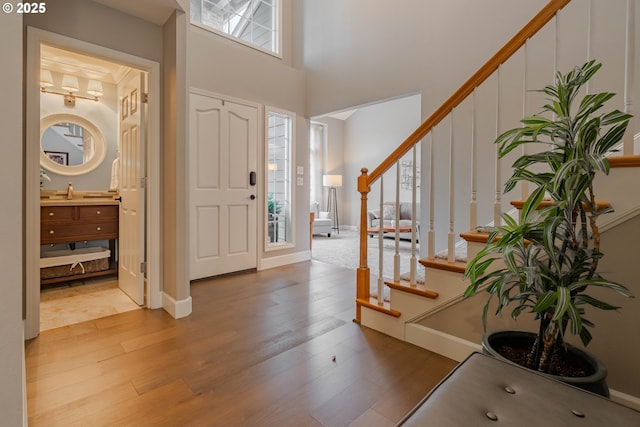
464,60,633,396
268,193,282,242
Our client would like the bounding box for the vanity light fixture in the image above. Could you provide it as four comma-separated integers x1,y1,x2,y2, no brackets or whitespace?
40,69,54,88
40,70,102,107
61,74,79,92
87,80,104,97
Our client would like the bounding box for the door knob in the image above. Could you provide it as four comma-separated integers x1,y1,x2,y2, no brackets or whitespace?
250,195,256,200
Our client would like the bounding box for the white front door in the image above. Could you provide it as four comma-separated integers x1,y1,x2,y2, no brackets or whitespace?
118,70,146,304
189,93,258,279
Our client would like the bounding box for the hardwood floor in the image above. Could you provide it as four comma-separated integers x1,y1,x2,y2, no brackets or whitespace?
26,260,457,426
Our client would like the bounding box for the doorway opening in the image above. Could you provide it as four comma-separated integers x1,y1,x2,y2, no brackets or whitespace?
309,94,422,272
26,28,162,339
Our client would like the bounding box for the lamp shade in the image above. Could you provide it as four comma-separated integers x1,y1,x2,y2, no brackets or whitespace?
87,80,104,97
40,69,54,88
322,174,342,187
61,74,79,93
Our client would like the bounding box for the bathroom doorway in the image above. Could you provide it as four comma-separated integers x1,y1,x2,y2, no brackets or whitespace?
25,28,162,339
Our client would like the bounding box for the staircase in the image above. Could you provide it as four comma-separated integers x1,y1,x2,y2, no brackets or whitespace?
355,0,640,403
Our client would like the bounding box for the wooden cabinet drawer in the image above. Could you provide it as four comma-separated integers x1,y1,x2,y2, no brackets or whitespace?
40,204,119,245
41,222,118,244
41,206,75,222
78,205,118,220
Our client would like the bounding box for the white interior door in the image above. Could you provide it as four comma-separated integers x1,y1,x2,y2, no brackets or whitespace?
190,93,258,279
118,70,146,304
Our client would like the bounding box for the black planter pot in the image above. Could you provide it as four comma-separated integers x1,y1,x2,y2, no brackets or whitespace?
482,330,609,397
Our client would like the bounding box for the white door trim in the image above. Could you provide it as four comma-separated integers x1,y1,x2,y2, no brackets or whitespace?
25,27,162,339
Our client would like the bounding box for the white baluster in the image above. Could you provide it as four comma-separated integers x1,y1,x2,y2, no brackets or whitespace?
586,0,593,94
410,145,418,286
448,112,455,263
624,0,635,155
428,131,435,260
394,161,400,283
521,41,529,202
470,89,478,232
377,176,384,305
494,66,502,227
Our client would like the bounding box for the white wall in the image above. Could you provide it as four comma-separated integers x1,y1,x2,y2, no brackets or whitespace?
302,0,548,118
0,11,26,427
340,95,421,228
310,117,345,225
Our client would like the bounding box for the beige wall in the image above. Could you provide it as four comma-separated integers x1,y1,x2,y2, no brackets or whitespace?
302,0,548,118
163,10,190,302
0,11,26,427
586,215,640,397
25,0,162,63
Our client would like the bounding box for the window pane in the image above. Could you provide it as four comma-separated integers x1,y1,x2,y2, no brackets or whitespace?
266,109,293,247
192,0,279,55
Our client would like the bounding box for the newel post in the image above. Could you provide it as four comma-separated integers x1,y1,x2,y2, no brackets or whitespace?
356,168,371,322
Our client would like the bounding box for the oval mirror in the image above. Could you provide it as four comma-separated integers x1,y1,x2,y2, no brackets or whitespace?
40,114,107,176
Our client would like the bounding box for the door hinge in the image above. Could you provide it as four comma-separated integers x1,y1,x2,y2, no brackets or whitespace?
142,93,149,103
140,177,147,189
140,262,147,274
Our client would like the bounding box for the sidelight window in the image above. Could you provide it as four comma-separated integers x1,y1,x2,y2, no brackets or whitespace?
266,108,294,248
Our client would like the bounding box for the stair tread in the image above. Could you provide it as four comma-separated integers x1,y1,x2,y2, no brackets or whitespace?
459,231,491,243
419,258,467,273
510,199,610,211
356,297,401,318
384,280,439,299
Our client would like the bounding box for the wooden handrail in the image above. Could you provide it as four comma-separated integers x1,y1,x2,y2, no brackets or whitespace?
609,155,640,168
366,0,571,185
357,0,573,322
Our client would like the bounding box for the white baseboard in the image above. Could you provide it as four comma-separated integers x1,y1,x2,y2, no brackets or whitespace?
405,323,481,362
259,251,311,270
162,293,192,319
610,388,640,411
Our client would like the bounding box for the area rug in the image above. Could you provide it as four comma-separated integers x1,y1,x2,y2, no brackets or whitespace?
312,229,426,298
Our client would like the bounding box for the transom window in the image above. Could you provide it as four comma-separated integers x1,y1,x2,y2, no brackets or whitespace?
191,0,280,56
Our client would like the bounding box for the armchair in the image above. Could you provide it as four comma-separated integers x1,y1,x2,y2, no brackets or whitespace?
310,201,332,237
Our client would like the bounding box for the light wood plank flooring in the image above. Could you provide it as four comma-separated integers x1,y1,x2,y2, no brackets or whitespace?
26,260,457,426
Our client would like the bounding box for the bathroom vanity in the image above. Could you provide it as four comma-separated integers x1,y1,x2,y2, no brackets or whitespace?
40,192,119,285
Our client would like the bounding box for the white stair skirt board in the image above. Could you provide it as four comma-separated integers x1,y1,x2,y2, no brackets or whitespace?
162,293,192,319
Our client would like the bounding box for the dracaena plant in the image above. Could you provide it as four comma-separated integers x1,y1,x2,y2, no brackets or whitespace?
464,60,633,374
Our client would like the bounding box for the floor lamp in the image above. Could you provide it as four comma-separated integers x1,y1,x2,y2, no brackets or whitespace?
323,174,342,234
